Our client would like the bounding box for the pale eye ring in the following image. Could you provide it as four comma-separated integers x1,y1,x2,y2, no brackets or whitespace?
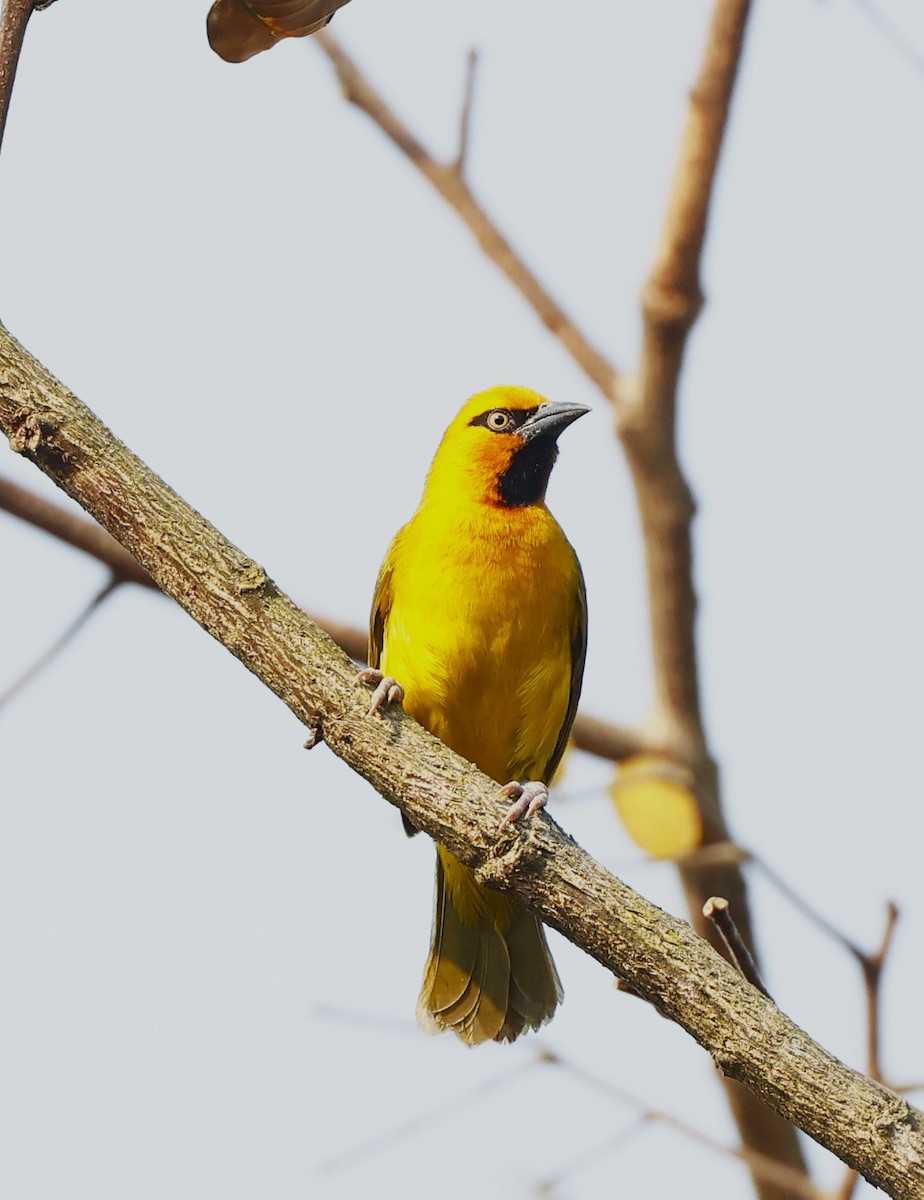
488,409,513,431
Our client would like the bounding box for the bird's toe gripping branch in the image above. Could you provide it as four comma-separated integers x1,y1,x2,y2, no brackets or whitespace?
358,668,405,716
499,780,549,827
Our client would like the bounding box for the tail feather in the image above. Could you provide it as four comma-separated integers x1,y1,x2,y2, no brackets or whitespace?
417,849,561,1045
436,935,507,1045
422,869,480,1014
505,907,564,1029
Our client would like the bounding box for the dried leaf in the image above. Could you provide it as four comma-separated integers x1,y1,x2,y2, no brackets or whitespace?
207,0,352,63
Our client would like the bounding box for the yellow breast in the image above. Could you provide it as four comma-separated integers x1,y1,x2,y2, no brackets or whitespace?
380,496,580,785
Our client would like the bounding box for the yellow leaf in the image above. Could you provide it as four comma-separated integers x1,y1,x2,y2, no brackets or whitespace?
609,755,702,859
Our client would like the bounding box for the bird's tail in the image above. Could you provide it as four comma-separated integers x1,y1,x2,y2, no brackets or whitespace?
417,847,563,1045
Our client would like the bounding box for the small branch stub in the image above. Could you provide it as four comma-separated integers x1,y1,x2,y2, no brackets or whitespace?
704,896,771,999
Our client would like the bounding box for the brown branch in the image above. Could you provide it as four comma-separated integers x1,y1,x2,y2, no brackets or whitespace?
314,28,619,401
0,471,649,761
568,711,653,763
3,327,924,1200
619,0,750,756
0,0,34,154
0,473,158,586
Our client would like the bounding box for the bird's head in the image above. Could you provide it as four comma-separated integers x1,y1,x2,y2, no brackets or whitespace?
425,386,590,509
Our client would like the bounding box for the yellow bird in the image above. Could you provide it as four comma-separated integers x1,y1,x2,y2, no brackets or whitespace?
363,385,588,1045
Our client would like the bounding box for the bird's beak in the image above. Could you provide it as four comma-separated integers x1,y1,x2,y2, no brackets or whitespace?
519,401,591,441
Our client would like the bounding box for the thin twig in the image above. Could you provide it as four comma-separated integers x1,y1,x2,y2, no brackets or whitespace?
453,46,479,175
310,1001,418,1036
862,901,899,1084
752,853,871,965
754,850,904,1200
319,1058,541,1174
0,575,121,709
534,1116,652,1197
850,0,924,77
305,1006,821,1200
704,896,772,998
739,854,901,1082
543,1048,823,1200
314,28,620,400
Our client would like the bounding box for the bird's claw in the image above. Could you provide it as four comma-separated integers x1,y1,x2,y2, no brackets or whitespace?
499,780,549,827
358,668,405,716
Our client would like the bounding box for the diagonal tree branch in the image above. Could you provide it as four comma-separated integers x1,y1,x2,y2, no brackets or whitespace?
1,324,922,1199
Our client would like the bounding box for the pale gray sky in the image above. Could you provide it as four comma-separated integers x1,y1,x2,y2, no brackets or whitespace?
1,2,923,1198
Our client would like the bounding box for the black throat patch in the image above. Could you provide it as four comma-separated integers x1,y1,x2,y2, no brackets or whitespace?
497,437,559,507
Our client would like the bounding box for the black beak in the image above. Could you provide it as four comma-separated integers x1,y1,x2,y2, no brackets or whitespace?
519,401,591,442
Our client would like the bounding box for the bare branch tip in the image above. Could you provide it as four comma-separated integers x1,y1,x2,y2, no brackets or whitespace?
702,895,728,918
303,723,323,750
454,45,481,175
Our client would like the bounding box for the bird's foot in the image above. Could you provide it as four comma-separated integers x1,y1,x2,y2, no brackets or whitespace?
499,780,549,827
358,668,405,716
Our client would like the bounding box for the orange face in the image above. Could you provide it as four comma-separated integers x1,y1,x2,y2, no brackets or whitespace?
426,386,588,509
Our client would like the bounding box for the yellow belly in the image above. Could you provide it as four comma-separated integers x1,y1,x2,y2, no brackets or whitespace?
380,502,577,785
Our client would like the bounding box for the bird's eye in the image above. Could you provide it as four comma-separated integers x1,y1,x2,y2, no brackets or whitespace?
487,409,513,431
